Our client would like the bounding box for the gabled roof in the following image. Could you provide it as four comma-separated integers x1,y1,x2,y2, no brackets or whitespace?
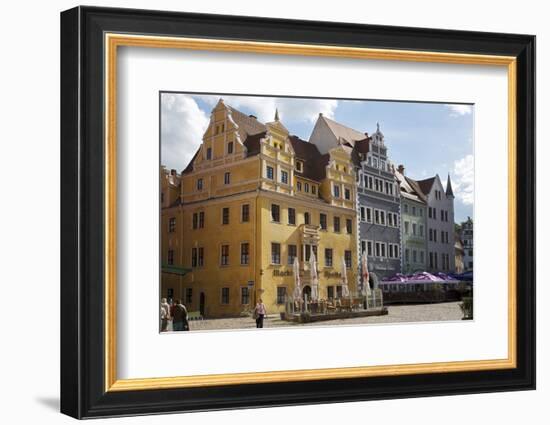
181,148,201,174
395,170,427,204
289,135,329,181
320,115,367,146
242,131,266,157
228,106,267,140
416,177,436,196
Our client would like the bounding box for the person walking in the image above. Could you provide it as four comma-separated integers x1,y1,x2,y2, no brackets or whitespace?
172,299,189,331
254,299,267,328
160,298,171,332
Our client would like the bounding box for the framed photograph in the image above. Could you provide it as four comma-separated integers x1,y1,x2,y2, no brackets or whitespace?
60,6,535,419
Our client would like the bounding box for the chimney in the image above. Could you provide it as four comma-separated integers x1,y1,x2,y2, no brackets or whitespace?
397,164,405,174
364,132,369,137
248,114,257,119
170,169,177,176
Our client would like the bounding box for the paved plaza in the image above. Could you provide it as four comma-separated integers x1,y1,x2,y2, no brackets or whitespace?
165,302,464,332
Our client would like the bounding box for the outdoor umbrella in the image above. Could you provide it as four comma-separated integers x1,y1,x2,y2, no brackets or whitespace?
310,252,319,301
293,257,302,300
341,256,350,298
361,251,371,296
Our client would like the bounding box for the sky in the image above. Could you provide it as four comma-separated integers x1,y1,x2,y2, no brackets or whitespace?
161,93,474,223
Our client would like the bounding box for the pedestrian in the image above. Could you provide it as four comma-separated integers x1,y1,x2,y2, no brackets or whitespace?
254,299,267,328
160,298,171,332
172,299,189,331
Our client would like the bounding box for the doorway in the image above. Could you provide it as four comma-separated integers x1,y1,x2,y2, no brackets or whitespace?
199,292,206,316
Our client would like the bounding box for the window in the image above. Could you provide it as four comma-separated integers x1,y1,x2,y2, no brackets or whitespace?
304,182,309,193
419,224,424,237
168,217,176,233
428,207,432,219
373,157,378,168
360,207,366,222
327,286,335,300
198,211,205,228
288,208,296,225
168,249,174,265
220,245,229,266
429,228,433,241
344,188,351,200
320,213,327,230
312,185,317,195
413,250,418,263
333,185,340,198
434,231,437,242
374,209,380,225
333,216,341,232
336,285,343,298
191,248,198,267
222,207,230,225
404,221,410,234
227,141,233,154
271,204,280,222
367,240,373,256
366,207,372,223
296,160,303,172
429,252,434,268
240,243,249,265
380,210,386,226
380,243,386,257
271,243,281,264
193,212,198,229
419,208,424,217
441,230,445,243
324,248,333,267
297,181,302,191
241,287,250,305
440,210,445,221
241,204,250,222
206,147,212,160
345,250,352,268
197,178,203,191
221,287,229,305
420,251,425,264
266,165,274,180
224,172,231,185
412,223,417,236
361,240,366,253
433,208,437,220
288,244,297,265
281,170,289,184
412,206,416,216
276,287,287,304
405,249,410,262
346,219,353,234
304,212,310,225
185,288,193,305
198,247,204,267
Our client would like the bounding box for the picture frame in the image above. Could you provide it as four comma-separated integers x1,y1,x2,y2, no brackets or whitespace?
60,5,535,419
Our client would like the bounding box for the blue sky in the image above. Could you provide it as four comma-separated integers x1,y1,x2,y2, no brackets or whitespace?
161,93,474,223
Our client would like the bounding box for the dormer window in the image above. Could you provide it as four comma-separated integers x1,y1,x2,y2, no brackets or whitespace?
296,160,303,172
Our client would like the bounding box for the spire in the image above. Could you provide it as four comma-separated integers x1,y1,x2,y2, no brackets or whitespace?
376,122,380,132
274,108,280,121
446,173,455,198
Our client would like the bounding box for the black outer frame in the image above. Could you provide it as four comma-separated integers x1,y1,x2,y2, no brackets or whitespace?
60,6,536,419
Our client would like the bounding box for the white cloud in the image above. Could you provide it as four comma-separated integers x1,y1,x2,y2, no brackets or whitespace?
197,95,338,125
446,104,473,117
453,154,474,205
161,94,209,172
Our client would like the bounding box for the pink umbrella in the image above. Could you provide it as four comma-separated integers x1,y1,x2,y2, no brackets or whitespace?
341,257,350,297
361,251,371,295
293,257,301,299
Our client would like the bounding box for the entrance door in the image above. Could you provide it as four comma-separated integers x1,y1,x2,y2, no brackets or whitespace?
302,285,312,300
199,292,206,316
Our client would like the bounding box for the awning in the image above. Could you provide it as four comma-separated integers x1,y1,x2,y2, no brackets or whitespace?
161,265,192,276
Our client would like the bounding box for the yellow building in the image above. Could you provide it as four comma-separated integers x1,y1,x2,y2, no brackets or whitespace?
161,100,358,318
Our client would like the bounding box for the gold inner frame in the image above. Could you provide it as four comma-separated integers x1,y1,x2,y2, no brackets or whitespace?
104,33,517,392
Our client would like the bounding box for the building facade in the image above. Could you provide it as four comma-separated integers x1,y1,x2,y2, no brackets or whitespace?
395,167,428,274
309,117,402,281
161,100,358,318
415,174,456,273
459,217,474,271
